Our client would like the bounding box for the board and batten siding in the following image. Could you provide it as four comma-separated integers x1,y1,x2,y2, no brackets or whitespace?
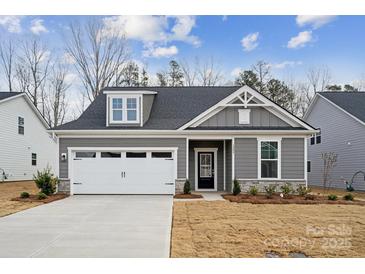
0,96,58,181
200,107,290,127
234,137,305,180
188,140,224,191
281,138,305,179
305,96,365,190
59,138,186,179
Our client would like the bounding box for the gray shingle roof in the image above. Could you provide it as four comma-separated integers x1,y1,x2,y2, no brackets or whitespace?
0,92,22,101
53,86,241,130
319,92,365,123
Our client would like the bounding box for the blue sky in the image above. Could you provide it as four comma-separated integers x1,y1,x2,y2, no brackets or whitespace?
1,15,365,86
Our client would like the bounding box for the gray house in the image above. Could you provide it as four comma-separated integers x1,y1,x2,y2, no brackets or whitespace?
304,92,365,191
51,86,316,195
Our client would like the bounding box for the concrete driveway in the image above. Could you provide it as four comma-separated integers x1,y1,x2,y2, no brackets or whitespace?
0,195,173,257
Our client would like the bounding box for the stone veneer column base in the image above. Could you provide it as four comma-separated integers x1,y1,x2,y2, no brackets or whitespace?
175,179,186,194
236,180,306,193
58,179,70,194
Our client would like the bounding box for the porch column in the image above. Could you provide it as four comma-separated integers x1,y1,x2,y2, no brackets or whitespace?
186,137,189,179
232,138,235,181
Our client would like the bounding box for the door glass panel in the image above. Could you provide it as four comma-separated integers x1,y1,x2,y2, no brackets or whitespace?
101,152,121,158
126,152,146,158
200,153,212,178
151,152,172,158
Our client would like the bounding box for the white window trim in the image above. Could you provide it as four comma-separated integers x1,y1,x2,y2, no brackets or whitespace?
194,148,218,191
109,95,141,124
257,137,282,180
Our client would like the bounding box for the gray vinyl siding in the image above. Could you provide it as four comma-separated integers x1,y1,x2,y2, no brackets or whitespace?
59,138,186,179
200,107,290,127
188,140,224,191
143,94,155,125
234,138,258,178
225,140,232,192
305,96,365,190
281,138,305,179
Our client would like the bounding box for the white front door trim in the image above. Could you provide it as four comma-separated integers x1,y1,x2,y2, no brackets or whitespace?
194,148,218,191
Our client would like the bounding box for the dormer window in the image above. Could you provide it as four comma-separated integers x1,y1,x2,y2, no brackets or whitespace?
110,95,140,124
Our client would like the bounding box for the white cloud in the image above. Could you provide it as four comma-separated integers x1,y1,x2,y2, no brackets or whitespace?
102,15,200,47
0,16,22,33
269,61,303,69
287,31,313,49
230,67,242,77
296,15,336,29
30,18,48,35
62,52,76,64
143,45,178,58
241,32,259,52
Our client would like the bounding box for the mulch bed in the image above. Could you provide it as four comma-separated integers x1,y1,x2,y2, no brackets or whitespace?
11,194,68,204
174,193,203,199
222,193,365,205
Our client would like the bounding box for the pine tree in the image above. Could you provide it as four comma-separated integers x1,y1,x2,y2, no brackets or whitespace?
156,72,168,86
168,60,184,87
120,61,139,87
140,68,149,87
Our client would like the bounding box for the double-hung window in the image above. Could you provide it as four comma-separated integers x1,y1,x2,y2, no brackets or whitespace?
259,140,280,179
110,96,139,123
18,117,24,135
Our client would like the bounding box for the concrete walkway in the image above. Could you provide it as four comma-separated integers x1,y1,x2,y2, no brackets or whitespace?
0,195,173,258
174,192,227,202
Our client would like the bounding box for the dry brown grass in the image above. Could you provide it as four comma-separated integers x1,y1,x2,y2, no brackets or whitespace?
171,200,365,258
310,186,365,200
0,181,42,217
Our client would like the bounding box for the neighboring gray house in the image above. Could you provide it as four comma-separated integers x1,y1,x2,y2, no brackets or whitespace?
51,86,316,195
304,92,365,191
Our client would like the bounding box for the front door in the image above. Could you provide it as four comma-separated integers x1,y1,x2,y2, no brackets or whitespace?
197,152,215,190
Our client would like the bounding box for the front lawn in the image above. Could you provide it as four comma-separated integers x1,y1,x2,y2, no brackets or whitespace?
171,200,365,257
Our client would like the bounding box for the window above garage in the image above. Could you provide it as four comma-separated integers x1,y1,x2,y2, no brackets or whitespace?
109,95,140,124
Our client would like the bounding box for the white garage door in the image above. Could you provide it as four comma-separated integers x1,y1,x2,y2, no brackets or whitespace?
71,149,176,194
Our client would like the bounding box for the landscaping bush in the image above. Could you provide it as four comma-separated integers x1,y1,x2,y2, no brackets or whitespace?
343,193,354,201
232,179,241,196
37,192,47,200
280,183,293,196
33,167,57,195
297,185,310,196
248,185,258,196
264,184,277,198
328,194,338,201
20,192,30,198
183,180,191,194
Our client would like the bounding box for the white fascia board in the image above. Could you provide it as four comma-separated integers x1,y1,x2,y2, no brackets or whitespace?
103,90,157,95
51,129,317,138
303,93,319,120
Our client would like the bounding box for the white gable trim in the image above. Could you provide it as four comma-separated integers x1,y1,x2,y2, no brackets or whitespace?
178,85,315,130
0,93,50,129
307,93,365,127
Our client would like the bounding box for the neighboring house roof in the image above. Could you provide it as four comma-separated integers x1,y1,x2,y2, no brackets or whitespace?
0,91,50,129
318,92,365,124
0,92,23,101
53,86,315,131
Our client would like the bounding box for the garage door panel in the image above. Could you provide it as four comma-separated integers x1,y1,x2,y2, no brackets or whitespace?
72,150,176,194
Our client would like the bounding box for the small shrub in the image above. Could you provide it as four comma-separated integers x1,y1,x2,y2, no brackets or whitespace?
33,167,57,195
37,192,47,200
343,193,354,201
280,183,293,196
183,180,191,194
297,185,310,196
264,184,277,198
20,192,30,198
232,179,241,196
248,185,258,196
305,194,315,200
328,194,338,201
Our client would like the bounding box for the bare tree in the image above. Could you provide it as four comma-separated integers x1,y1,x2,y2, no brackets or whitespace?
0,39,16,91
66,19,129,102
306,66,331,93
252,60,271,93
196,57,224,86
321,152,338,192
45,65,70,127
180,59,197,86
15,38,50,112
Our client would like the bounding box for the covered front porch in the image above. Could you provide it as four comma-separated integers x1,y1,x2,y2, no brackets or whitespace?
186,139,233,193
